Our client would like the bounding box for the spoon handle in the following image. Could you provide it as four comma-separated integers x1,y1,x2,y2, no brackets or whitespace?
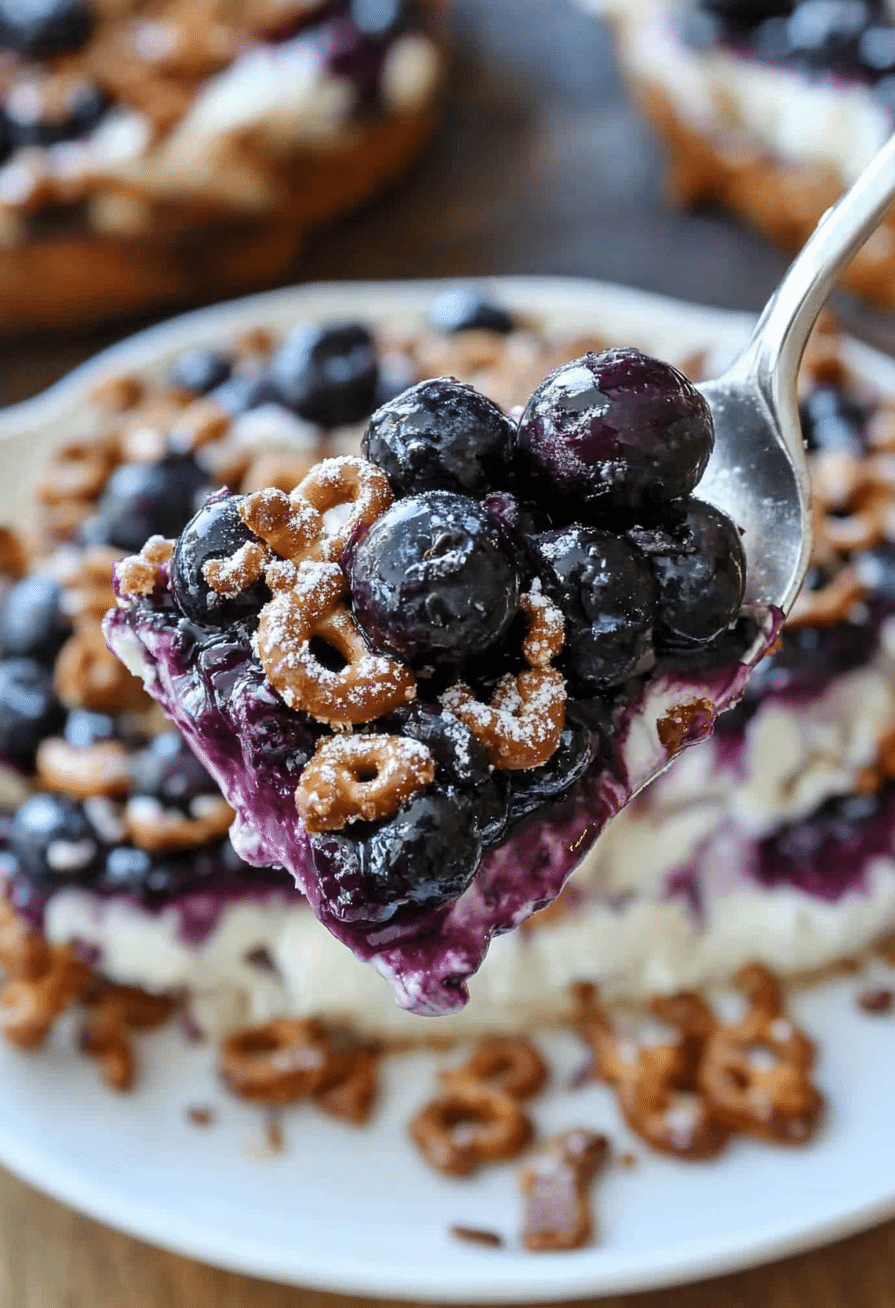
742,131,895,398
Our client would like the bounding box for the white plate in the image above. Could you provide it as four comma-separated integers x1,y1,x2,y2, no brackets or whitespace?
0,276,893,1301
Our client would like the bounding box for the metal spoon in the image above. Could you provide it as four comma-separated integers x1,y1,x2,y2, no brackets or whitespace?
696,132,895,619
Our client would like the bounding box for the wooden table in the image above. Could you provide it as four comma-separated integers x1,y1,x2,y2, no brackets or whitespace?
1,0,892,1302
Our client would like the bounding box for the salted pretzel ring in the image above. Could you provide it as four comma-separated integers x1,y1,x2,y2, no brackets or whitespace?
295,733,435,832
441,589,566,770
36,737,131,799
220,1018,343,1104
409,1078,533,1176
697,964,823,1145
582,992,728,1160
448,1036,548,1100
254,560,416,726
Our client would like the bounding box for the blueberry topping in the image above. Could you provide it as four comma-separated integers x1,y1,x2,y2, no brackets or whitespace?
507,720,598,824
270,322,379,427
129,730,218,807
171,348,232,396
309,786,482,924
170,493,270,629
209,370,282,415
537,525,658,690
800,384,866,454
63,709,117,747
5,81,109,151
362,378,515,499
516,349,714,520
0,574,70,664
428,289,516,335
347,491,521,663
82,455,209,554
651,500,747,650
0,658,64,768
0,0,94,57
9,793,99,885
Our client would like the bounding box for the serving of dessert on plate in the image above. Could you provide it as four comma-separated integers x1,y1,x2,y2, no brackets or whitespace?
0,0,443,328
592,0,895,310
0,281,891,1216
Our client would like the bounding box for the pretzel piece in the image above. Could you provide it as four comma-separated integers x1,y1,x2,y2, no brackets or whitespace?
295,734,435,832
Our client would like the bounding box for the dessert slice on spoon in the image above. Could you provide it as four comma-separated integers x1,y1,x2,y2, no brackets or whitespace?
104,136,895,1016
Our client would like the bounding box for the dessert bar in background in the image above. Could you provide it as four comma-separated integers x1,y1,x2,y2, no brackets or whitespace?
0,0,443,327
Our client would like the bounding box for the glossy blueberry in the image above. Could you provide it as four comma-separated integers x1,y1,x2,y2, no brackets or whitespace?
171,348,232,395
800,384,866,454
63,709,116,747
537,526,658,690
270,322,379,426
4,81,108,151
516,349,714,521
309,786,482,924
9,793,99,885
507,720,599,824
170,492,270,629
386,702,509,844
0,574,70,664
347,491,521,663
0,658,64,767
362,378,516,498
784,0,872,69
858,22,895,73
428,289,516,335
209,370,283,414
82,455,209,554
651,499,747,650
129,730,218,807
0,0,93,56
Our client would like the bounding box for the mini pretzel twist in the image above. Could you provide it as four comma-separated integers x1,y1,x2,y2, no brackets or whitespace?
697,964,824,1146
220,1018,345,1104
55,623,147,712
520,1129,610,1252
448,1036,549,1101
582,992,729,1160
295,734,435,832
0,944,90,1049
115,536,174,600
80,984,177,1091
254,561,416,726
409,1077,533,1177
441,589,565,770
239,456,393,569
37,737,131,799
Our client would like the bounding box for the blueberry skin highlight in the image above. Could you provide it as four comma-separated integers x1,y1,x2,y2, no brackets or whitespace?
651,499,747,650
517,349,714,520
346,491,522,664
362,377,516,499
170,493,270,629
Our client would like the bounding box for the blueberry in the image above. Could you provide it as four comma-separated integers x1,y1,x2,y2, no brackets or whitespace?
856,540,895,602
81,455,209,554
5,81,109,151
129,730,218,807
0,0,94,56
100,843,207,903
170,492,270,629
428,289,516,335
385,702,509,844
9,793,99,885
517,349,714,521
347,491,521,663
350,0,405,34
270,322,378,427
63,709,116,747
785,0,872,68
171,348,232,396
362,378,515,499
309,786,482,924
651,499,746,650
507,720,598,824
0,658,64,768
209,370,282,415
858,23,895,73
800,385,866,453
0,574,70,664
536,526,658,690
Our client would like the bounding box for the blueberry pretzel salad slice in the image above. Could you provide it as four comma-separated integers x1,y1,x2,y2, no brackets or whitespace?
105,349,777,1016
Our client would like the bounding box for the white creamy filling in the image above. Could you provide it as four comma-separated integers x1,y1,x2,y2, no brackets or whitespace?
605,1,891,185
